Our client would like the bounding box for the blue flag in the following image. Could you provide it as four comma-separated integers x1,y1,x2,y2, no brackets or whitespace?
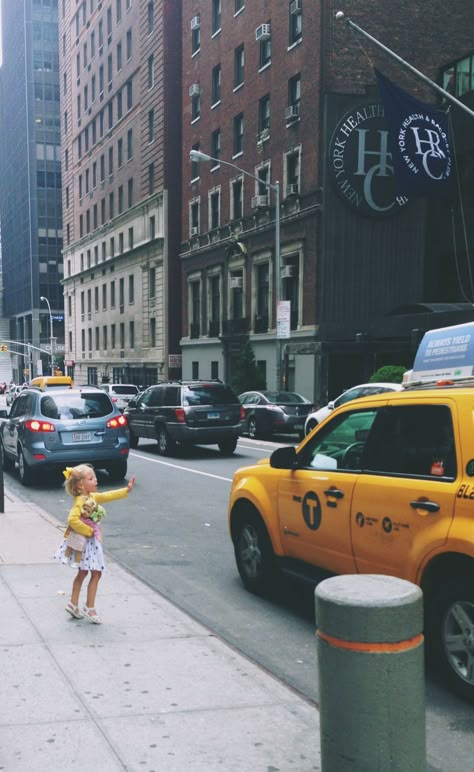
375,69,452,197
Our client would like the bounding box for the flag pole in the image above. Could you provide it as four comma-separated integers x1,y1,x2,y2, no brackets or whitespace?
336,12,474,120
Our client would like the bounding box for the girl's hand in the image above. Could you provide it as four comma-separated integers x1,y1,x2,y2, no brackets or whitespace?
127,475,136,492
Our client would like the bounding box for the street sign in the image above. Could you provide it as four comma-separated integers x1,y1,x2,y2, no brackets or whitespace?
168,354,182,368
277,300,291,339
37,359,43,376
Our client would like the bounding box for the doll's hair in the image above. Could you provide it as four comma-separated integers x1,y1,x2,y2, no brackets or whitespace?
81,496,97,516
64,464,94,496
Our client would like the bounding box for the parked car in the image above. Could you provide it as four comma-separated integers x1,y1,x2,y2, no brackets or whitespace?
0,386,129,485
6,385,25,406
239,390,313,439
227,329,474,702
100,383,141,412
304,382,403,435
124,380,244,456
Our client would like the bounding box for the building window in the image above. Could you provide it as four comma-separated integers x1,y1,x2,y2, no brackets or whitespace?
191,20,200,54
442,54,474,97
192,361,199,379
118,185,124,213
255,263,269,332
212,64,221,105
126,28,132,60
259,31,271,69
128,177,134,207
119,232,124,253
209,275,221,336
148,108,154,142
281,254,300,329
148,163,155,194
258,93,270,133
95,286,99,311
234,44,244,87
150,318,156,347
127,79,133,109
209,189,220,230
111,280,116,308
149,266,156,298
147,1,154,33
191,91,201,121
117,88,123,119
211,129,221,165
211,361,219,379
116,0,122,23
128,227,134,249
257,163,270,197
288,72,301,114
129,274,134,303
102,284,107,310
120,322,125,349
190,199,200,235
127,128,133,160
231,177,243,220
148,54,155,88
111,323,116,349
109,192,114,219
95,327,100,351
212,0,221,34
129,320,135,348
285,148,301,195
289,0,302,45
190,281,201,338
235,0,244,12
118,137,123,167
233,113,244,155
109,146,114,176
230,270,243,320
149,215,155,239
103,325,108,350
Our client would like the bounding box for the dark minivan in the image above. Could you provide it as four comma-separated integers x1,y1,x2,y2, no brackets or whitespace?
124,380,244,456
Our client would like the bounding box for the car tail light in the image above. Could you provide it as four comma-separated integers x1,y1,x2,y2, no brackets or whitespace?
112,396,118,403
25,419,55,433
175,407,186,423
106,414,128,428
239,406,245,421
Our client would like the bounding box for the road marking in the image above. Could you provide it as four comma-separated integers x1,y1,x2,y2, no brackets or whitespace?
129,452,233,482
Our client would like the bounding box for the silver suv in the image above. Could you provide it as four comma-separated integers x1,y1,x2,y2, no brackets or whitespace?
125,380,244,456
0,387,129,485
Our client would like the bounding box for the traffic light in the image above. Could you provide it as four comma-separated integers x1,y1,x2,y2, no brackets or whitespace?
0,344,7,353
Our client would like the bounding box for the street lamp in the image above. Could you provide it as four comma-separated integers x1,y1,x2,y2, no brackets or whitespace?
189,149,282,390
40,296,54,375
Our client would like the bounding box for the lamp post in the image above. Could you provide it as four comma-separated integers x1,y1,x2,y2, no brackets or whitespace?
189,149,282,390
40,296,54,375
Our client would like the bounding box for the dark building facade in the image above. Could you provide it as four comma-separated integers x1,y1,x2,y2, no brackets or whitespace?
60,0,182,386
180,1,474,405
0,0,64,380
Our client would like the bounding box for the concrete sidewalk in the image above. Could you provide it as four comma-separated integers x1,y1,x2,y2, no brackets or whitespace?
0,486,321,772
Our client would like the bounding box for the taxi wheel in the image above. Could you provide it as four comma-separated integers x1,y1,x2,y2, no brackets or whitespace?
234,507,278,595
218,438,237,456
427,578,474,704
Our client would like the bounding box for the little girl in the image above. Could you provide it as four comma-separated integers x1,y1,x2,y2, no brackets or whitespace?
54,463,135,624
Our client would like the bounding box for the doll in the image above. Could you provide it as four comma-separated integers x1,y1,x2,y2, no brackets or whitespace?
63,496,106,567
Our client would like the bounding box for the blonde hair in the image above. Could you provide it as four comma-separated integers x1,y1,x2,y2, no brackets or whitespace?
64,464,94,496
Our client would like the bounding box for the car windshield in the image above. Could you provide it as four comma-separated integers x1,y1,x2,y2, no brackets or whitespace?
112,385,139,395
183,385,238,406
40,392,113,419
265,392,307,404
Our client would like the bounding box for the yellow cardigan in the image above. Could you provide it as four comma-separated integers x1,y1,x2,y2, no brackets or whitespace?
65,488,129,537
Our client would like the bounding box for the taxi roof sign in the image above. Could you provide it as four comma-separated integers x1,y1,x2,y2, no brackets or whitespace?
410,322,474,383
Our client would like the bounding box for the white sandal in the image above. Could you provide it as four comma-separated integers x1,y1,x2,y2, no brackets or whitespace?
83,605,102,624
65,602,83,619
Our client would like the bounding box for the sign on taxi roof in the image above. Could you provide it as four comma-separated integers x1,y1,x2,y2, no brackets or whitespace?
412,322,474,382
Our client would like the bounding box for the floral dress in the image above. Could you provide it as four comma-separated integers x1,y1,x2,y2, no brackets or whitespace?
54,487,128,571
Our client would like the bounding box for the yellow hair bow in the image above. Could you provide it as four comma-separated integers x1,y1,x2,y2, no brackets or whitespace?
63,467,73,480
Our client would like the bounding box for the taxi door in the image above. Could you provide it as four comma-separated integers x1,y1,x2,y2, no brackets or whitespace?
277,407,379,575
350,400,458,581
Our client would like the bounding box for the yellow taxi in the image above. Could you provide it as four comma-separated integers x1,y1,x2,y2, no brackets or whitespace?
228,322,474,702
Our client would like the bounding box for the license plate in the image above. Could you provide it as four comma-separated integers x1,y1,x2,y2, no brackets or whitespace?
72,432,92,442
208,411,220,419
294,423,303,430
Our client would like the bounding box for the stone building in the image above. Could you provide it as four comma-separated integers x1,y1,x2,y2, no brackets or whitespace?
60,0,182,386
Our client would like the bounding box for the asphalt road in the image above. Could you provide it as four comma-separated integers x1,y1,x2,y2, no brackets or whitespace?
3,433,474,771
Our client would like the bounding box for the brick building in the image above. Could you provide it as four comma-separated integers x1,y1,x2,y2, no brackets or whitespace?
60,0,182,387
180,1,474,404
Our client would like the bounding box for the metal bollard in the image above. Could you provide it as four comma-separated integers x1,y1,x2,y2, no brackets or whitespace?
315,574,425,772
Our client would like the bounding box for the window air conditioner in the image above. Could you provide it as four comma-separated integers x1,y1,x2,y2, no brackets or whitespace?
281,265,296,278
285,104,300,121
190,226,199,236
190,15,200,30
255,24,271,41
251,195,269,209
290,0,302,15
230,276,243,289
286,183,299,196
189,83,200,97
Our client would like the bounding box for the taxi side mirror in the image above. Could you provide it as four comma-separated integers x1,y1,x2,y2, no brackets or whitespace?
270,446,297,469
328,401,335,410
